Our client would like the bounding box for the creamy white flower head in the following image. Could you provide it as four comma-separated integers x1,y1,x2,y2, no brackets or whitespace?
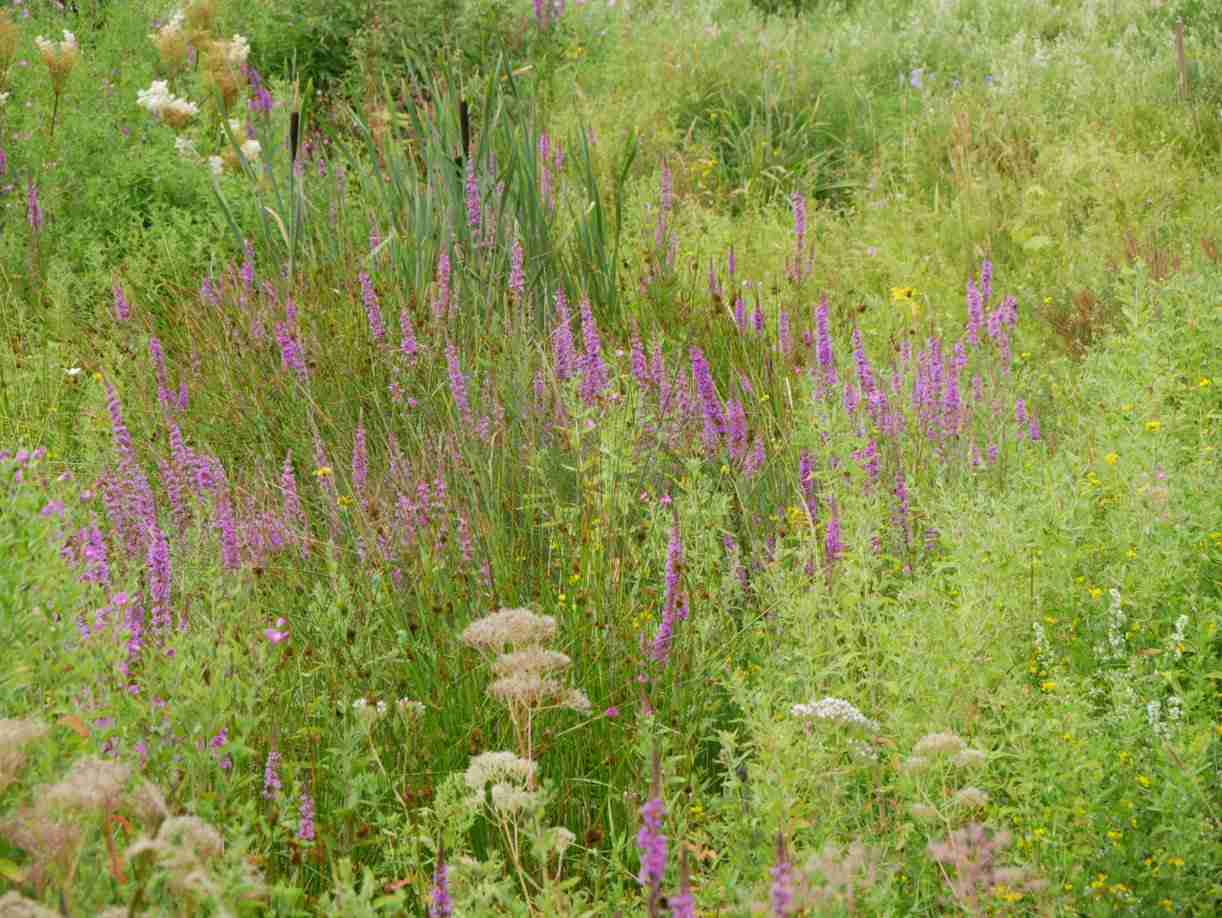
206,156,224,176
913,731,965,757
492,648,571,677
952,748,987,769
37,757,131,813
227,117,242,135
549,826,576,855
137,80,173,114
174,136,197,159
240,139,261,161
35,36,54,55
462,607,558,652
0,93,9,107
225,34,250,66
62,31,78,51
464,751,535,791
791,697,880,732
952,786,990,809
165,97,198,118
489,782,542,814
65,366,84,377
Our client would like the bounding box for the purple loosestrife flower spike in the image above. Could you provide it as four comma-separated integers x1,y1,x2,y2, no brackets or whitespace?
262,751,282,799
445,342,472,422
508,238,525,300
297,785,315,840
894,470,911,546
966,278,983,347
980,259,993,304
630,322,649,388
1028,411,1041,442
113,285,131,322
670,848,696,918
215,488,241,571
733,295,746,332
105,383,136,469
1015,398,1028,426
725,399,748,462
274,322,307,381
825,499,843,563
400,308,418,362
851,327,877,396
579,296,609,403
465,157,481,232
352,423,368,495
799,451,818,521
815,296,837,388
690,347,725,449
430,847,453,917
552,290,577,381
637,751,668,913
146,522,173,633
771,833,795,916
359,272,385,343
26,180,43,233
778,310,792,358
651,520,686,663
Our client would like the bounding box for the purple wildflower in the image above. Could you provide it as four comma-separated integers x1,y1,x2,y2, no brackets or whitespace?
733,295,746,332
26,180,43,233
445,342,472,421
399,308,418,362
799,451,817,520
771,833,795,917
851,327,877,396
215,488,241,571
980,259,993,304
105,383,136,469
824,499,843,563
778,310,792,357
464,157,481,232
815,296,836,387
297,785,315,840
262,750,282,799
725,399,748,462
1028,411,1041,442
552,290,577,381
508,238,525,300
1015,399,1028,426
275,321,307,380
670,849,695,918
637,753,668,910
690,347,725,450
358,272,385,343
146,523,172,633
630,323,649,388
430,848,453,917
966,278,983,347
113,285,131,322
352,423,368,495
579,297,609,403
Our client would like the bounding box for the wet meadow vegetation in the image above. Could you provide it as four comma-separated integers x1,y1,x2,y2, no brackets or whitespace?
0,0,1219,914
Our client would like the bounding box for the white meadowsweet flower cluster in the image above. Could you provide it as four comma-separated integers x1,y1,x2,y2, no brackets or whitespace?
35,30,78,56
240,139,261,162
791,697,880,732
136,80,199,127
225,34,251,66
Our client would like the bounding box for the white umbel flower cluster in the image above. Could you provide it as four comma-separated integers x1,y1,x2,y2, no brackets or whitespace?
791,697,880,732
136,80,199,128
461,607,558,652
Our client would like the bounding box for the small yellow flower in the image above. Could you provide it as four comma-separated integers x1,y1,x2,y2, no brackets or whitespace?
1145,420,1162,432
1105,452,1119,465
1040,681,1056,693
337,495,353,508
1167,856,1185,867
1198,377,1212,388
890,286,916,302
1107,830,1122,842
1136,774,1152,788
313,466,333,478
1088,587,1103,600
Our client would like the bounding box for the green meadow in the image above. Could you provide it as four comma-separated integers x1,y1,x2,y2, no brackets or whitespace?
0,0,1219,914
